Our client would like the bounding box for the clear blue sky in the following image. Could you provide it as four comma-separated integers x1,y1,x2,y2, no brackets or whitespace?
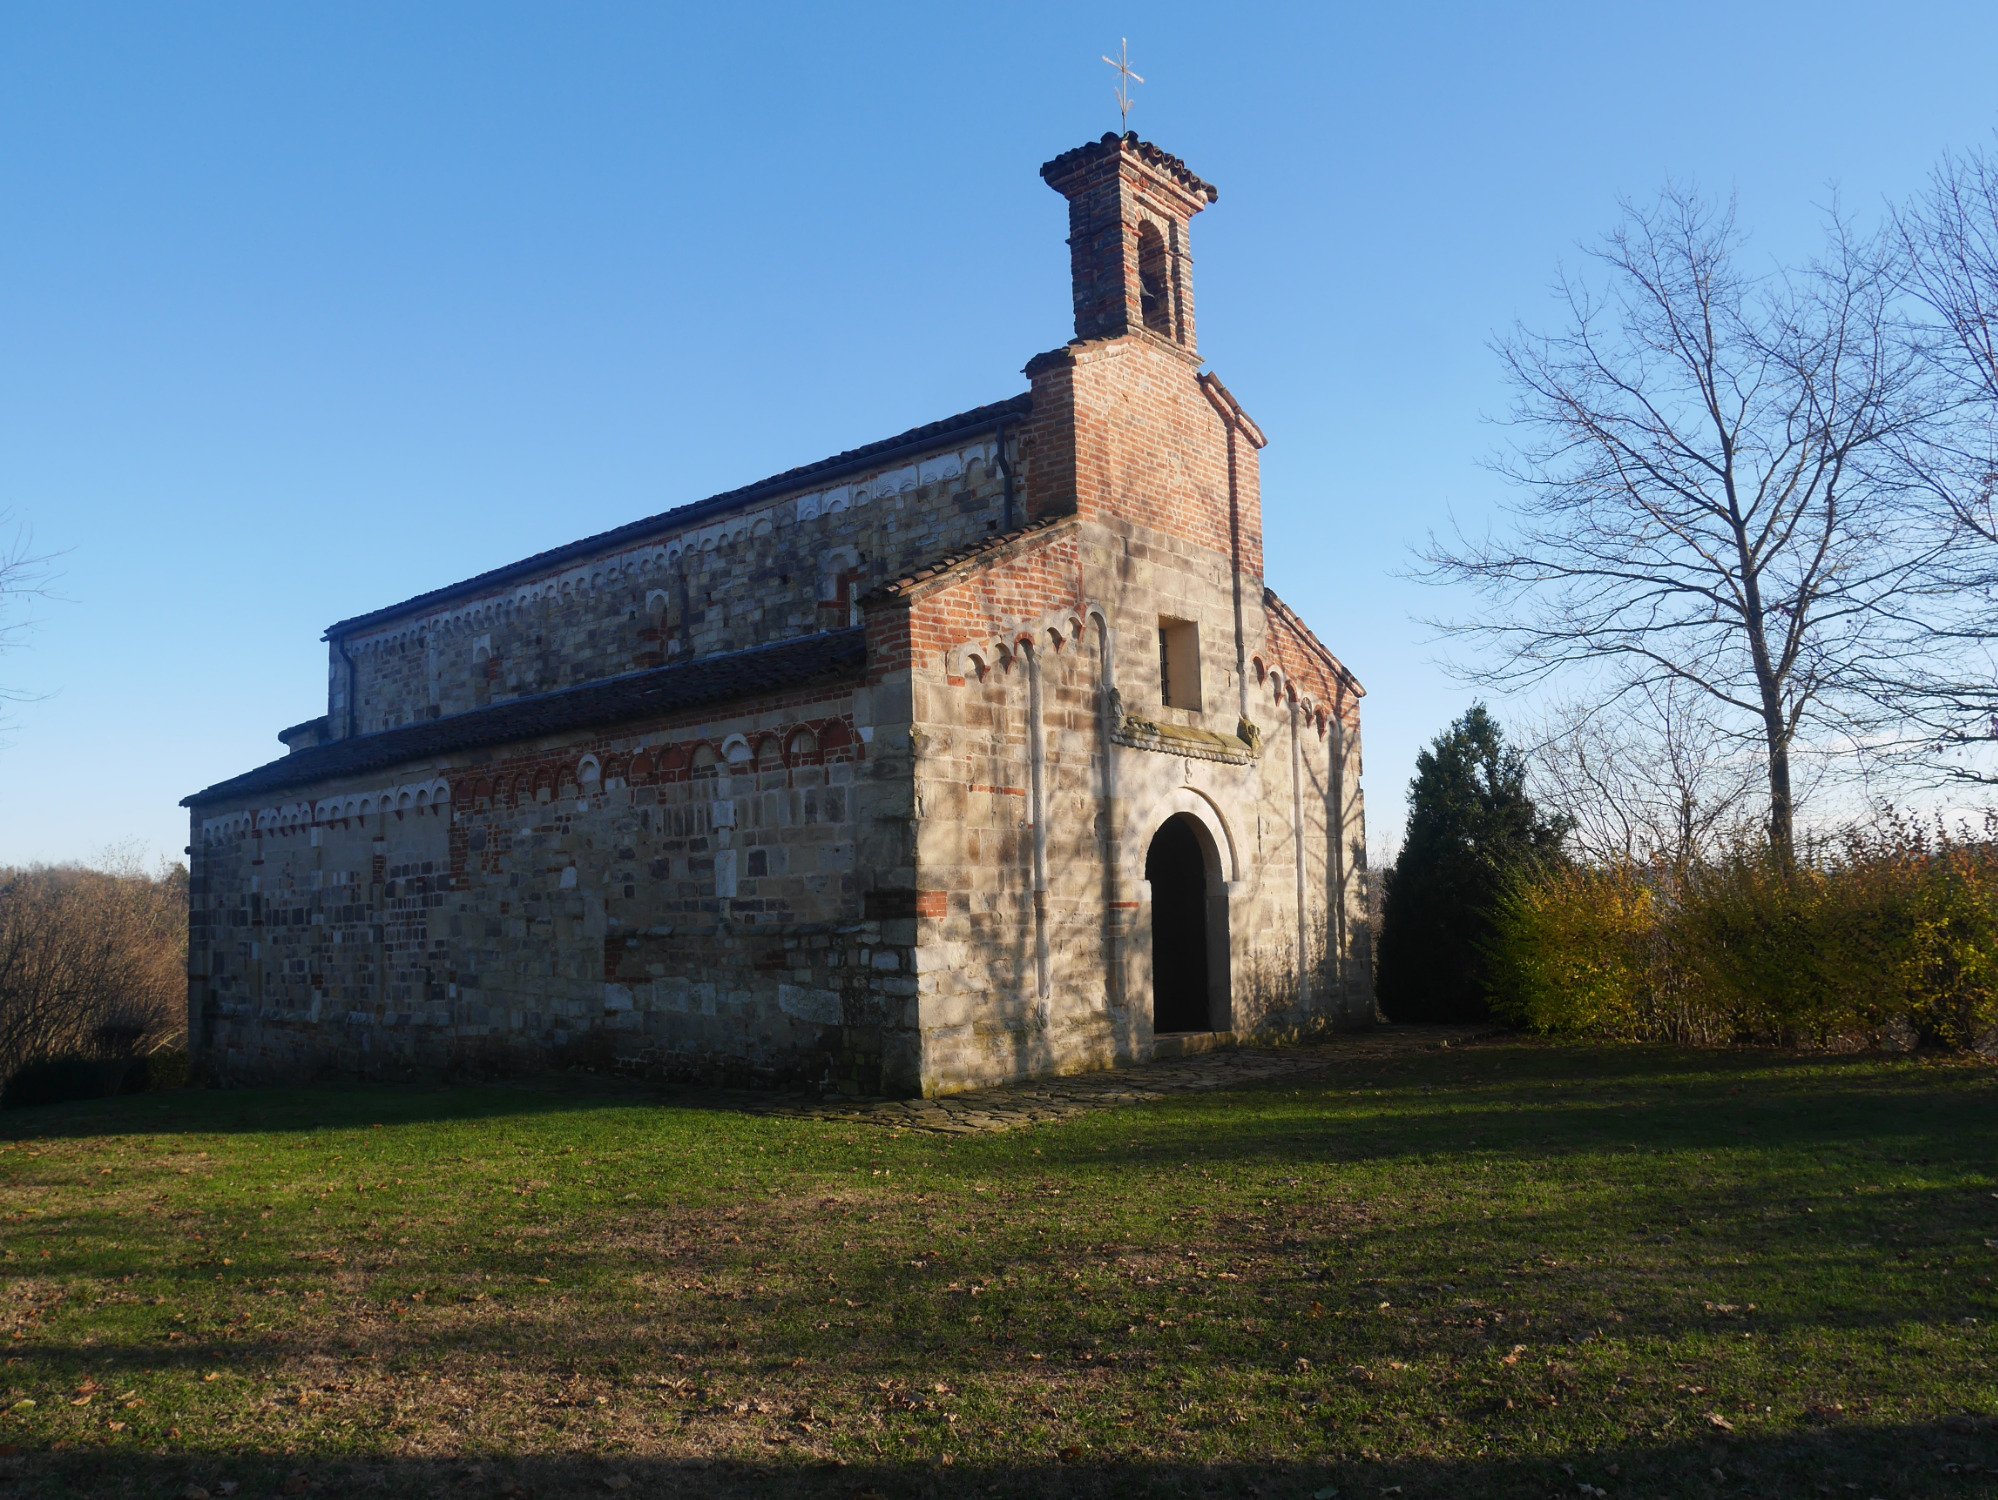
3,1,1994,870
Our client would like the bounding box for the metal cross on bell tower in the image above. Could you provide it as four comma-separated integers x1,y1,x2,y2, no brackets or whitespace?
1102,38,1144,131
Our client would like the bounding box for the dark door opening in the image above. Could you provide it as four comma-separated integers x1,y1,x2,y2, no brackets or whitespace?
1146,813,1213,1033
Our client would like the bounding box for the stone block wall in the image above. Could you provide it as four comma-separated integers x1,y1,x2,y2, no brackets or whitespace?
189,674,929,1093
892,520,1106,1090
1259,598,1370,1004
327,433,1021,737
892,507,1370,1097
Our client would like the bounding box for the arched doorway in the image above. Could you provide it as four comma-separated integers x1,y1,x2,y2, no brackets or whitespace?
1146,812,1222,1033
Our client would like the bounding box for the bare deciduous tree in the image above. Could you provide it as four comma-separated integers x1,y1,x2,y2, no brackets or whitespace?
1424,188,1947,861
0,852,188,1089
1524,680,1763,870
0,514,54,728
1885,144,1998,782
1900,143,1998,542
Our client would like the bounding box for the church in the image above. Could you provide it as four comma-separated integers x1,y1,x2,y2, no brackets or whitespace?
183,131,1373,1097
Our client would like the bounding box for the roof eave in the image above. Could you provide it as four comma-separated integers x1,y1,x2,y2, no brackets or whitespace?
1263,586,1365,699
322,394,1032,642
860,515,1075,608
184,628,869,808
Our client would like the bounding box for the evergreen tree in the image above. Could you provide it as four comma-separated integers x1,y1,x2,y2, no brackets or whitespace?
1378,705,1566,1022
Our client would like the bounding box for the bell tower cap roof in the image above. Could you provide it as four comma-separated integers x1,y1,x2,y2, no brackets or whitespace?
1039,132,1218,205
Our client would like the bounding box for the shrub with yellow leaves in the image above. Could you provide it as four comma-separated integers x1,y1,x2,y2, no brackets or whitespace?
1489,811,1998,1053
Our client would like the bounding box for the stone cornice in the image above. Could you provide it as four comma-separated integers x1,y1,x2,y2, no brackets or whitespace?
1112,715,1261,765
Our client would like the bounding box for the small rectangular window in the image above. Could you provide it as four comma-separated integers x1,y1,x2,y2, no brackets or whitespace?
1159,617,1202,710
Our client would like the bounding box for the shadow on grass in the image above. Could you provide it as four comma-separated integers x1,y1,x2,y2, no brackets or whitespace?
10,1043,1997,1354
0,1073,787,1143
4,1043,1995,1495
6,1037,1989,1151
1018,1045,1996,1172
4,1417,1995,1499
10,1150,1991,1376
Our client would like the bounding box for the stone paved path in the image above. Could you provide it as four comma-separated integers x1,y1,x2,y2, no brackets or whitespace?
746,1025,1495,1134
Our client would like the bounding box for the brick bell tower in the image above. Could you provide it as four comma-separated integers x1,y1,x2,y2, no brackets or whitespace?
1022,128,1260,583
1039,131,1218,359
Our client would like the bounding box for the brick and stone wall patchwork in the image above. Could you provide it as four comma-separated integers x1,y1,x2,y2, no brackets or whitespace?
189,685,927,1093
329,436,1020,736
1259,603,1361,736
1024,338,1263,579
902,531,1088,674
913,626,1124,1093
901,517,1370,1094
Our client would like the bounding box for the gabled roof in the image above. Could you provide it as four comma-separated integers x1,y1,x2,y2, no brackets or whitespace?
184,629,867,807
323,393,1033,640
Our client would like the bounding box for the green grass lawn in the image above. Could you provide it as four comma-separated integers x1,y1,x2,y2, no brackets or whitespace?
0,1040,1994,1498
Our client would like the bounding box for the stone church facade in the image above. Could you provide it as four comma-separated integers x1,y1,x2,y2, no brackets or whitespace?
183,132,1372,1097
